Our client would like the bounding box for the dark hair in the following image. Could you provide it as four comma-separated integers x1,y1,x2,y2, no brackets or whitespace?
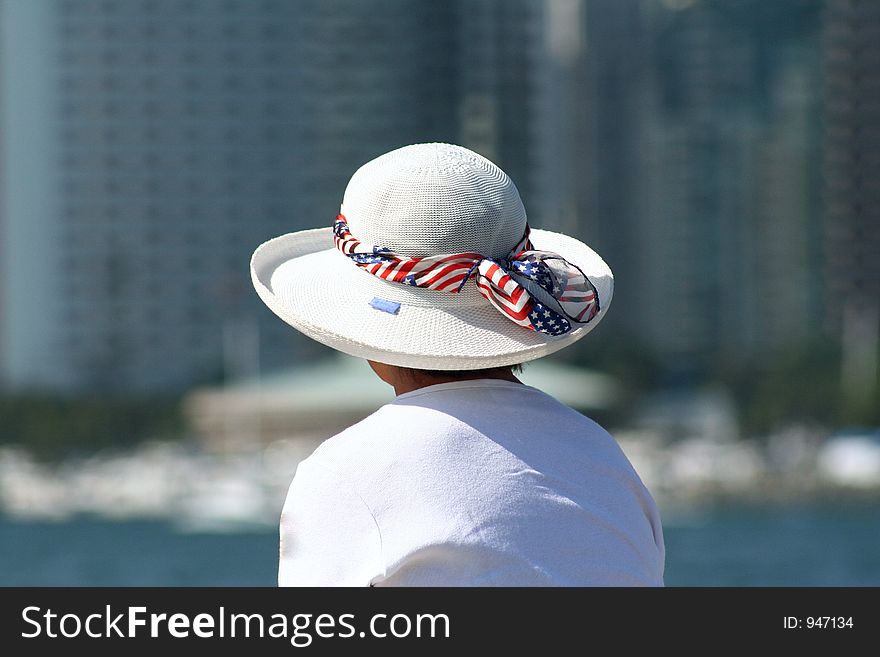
411,364,523,379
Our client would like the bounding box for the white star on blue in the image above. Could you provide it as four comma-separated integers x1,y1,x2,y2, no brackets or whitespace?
530,303,571,336
512,259,562,298
351,253,388,265
513,261,537,276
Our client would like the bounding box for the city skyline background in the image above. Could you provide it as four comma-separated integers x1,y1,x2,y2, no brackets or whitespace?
1,0,877,436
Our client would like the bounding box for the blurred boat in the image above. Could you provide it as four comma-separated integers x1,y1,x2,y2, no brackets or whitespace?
817,428,880,488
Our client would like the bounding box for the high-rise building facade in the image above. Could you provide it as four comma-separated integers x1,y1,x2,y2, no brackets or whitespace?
456,0,544,234
1,0,843,392
821,0,880,399
633,0,823,372
458,0,828,373
0,0,456,391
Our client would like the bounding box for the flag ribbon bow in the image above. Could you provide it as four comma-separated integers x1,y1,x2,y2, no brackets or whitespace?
333,214,599,336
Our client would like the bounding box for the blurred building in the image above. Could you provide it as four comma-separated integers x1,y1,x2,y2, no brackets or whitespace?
459,0,829,375
577,0,654,340
0,0,849,393
633,0,823,372
458,0,653,344
0,0,456,392
821,0,880,400
457,0,541,204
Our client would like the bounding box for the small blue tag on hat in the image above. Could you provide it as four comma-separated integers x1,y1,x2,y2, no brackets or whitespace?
369,298,401,315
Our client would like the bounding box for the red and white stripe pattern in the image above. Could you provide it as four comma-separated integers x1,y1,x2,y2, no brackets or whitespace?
333,214,599,336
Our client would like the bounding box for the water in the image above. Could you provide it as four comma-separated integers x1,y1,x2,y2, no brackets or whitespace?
0,519,278,586
1,502,878,586
661,502,880,585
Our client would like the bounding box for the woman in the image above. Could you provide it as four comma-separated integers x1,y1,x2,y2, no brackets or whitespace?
251,143,664,586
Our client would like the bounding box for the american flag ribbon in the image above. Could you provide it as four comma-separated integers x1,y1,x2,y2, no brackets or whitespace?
333,214,599,336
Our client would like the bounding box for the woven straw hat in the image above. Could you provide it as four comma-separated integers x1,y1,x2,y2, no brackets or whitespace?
250,143,613,370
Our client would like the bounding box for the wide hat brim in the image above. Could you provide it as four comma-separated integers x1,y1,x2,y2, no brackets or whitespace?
251,227,613,370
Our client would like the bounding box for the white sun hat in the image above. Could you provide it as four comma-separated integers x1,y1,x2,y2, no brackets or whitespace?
250,143,613,370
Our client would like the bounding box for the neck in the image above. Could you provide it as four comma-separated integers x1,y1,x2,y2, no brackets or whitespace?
367,361,522,396
394,369,521,396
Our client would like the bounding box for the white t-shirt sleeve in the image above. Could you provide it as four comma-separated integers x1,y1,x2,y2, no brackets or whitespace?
278,458,383,587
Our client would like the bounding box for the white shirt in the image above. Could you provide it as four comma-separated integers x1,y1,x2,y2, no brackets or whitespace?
278,379,665,586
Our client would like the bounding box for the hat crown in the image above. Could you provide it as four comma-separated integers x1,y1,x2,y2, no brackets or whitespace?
340,143,527,259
